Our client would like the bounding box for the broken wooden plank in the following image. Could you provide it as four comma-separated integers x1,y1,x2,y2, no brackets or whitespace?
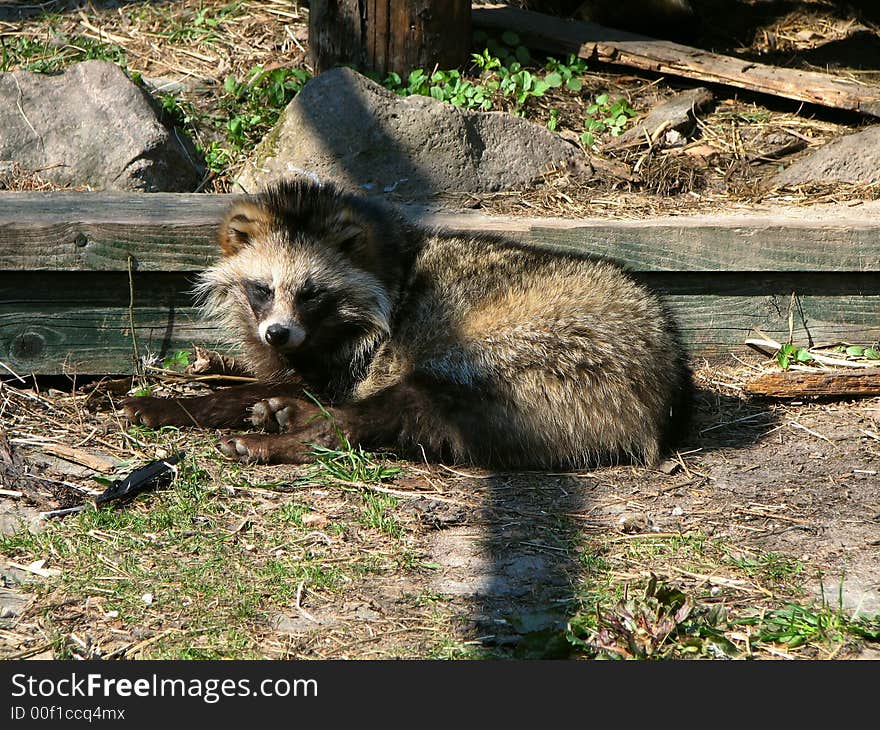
743,369,880,398
472,4,880,118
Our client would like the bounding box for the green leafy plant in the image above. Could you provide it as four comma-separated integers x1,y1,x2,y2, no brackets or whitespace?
472,29,532,68
566,575,740,659
776,343,814,370
543,54,589,92
841,344,880,359
383,37,589,116
582,93,637,147
161,350,191,370
221,66,311,150
384,67,496,111
737,601,880,648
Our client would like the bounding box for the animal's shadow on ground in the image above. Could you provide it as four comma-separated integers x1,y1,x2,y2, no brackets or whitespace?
426,385,779,657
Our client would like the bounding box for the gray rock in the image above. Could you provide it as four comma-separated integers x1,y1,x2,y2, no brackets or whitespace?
0,502,43,536
236,67,588,198
772,125,880,186
0,587,32,621
0,60,204,191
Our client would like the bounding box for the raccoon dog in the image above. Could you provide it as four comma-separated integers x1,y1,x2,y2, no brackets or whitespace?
123,179,691,468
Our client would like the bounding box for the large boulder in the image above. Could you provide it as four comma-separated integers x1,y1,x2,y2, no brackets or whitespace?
771,125,880,187
235,67,587,198
0,60,204,192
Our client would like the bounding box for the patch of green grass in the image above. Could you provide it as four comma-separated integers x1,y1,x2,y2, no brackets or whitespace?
726,550,805,591
155,1,246,44
305,396,402,485
426,639,502,660
0,34,126,73
359,492,402,539
604,533,714,573
737,597,880,649
0,449,358,659
310,441,402,484
274,500,310,526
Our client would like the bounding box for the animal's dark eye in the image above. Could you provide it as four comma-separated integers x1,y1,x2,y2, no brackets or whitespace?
298,281,324,304
245,281,273,305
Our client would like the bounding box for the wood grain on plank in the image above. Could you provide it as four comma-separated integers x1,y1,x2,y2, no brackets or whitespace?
2,192,880,272
3,293,878,373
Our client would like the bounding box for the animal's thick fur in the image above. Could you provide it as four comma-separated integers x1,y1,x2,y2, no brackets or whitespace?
124,179,692,468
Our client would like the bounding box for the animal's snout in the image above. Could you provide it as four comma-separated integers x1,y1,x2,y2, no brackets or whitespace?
260,320,306,350
265,324,290,346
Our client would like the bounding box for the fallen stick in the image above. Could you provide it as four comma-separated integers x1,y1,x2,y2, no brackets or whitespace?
743,369,880,399
473,4,880,117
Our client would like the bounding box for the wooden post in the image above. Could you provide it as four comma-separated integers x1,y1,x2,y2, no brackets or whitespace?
309,0,472,77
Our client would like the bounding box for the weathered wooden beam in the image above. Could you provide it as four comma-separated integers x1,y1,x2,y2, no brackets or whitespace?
3,287,878,375
2,192,879,374
743,369,880,398
0,192,229,272
472,4,880,118
3,192,880,273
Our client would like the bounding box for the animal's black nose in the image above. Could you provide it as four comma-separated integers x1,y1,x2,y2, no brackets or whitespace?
264,324,290,346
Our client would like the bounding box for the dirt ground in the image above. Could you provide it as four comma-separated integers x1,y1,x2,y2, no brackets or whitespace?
1,361,878,660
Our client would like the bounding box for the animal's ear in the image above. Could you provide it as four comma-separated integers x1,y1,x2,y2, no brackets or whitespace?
218,200,272,256
326,206,366,252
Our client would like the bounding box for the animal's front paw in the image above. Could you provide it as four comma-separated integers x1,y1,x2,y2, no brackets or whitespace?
249,397,298,432
122,396,191,428
216,433,312,464
217,434,265,462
